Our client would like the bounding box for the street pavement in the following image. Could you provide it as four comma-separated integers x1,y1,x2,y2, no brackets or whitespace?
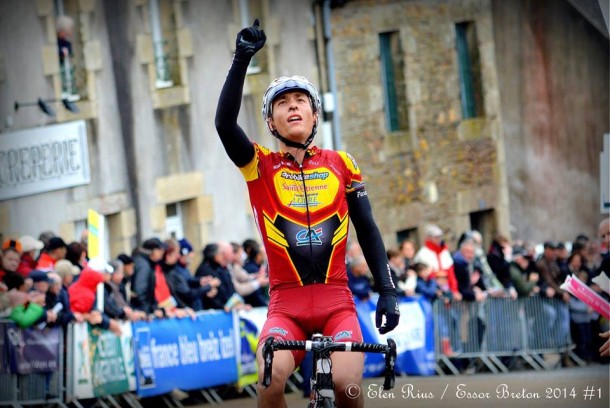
205,364,609,408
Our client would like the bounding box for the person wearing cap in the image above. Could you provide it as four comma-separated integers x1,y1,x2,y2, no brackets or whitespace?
54,259,80,288
117,254,135,302
0,239,22,281
17,235,44,277
509,246,540,297
53,261,81,324
132,237,167,316
36,237,68,271
28,270,60,328
170,239,219,311
536,240,572,359
216,20,398,408
414,224,461,301
536,241,569,302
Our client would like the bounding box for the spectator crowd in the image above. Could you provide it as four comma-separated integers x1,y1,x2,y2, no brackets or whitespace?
346,219,610,365
0,233,270,338
1,217,608,365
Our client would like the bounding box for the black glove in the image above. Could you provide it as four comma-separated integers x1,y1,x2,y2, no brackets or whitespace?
376,292,400,334
234,18,266,62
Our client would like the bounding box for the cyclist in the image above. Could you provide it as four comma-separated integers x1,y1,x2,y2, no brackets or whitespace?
215,20,399,408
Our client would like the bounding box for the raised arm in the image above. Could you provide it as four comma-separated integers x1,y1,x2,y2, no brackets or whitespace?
347,189,400,334
214,20,266,167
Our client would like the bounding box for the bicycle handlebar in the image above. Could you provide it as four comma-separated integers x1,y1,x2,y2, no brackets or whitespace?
262,336,396,390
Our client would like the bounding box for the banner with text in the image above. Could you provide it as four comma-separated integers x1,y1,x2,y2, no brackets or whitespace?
356,295,435,376
0,323,8,374
237,307,268,388
69,321,135,399
5,323,60,374
132,311,240,397
0,120,90,200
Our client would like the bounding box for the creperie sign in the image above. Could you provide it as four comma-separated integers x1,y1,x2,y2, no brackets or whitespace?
0,120,90,200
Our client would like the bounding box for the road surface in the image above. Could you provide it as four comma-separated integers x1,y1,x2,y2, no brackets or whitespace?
204,364,608,408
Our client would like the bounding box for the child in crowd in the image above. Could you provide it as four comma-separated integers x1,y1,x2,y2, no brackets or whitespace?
414,261,454,356
413,262,439,302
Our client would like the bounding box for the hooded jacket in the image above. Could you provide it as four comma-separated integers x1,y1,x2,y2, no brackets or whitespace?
68,267,104,313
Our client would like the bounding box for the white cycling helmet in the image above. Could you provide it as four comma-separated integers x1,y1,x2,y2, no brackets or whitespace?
262,75,321,119
261,76,321,149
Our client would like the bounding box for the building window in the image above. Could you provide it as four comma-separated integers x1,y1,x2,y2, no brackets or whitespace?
149,0,179,88
238,0,263,74
379,31,408,132
469,209,495,251
455,21,484,119
396,227,419,249
55,0,83,100
165,202,184,239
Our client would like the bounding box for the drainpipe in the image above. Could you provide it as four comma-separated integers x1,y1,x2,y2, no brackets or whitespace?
322,0,342,151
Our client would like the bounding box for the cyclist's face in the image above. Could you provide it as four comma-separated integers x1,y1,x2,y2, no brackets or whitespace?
269,91,317,142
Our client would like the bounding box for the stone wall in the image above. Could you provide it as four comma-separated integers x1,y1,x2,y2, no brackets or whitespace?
331,0,506,248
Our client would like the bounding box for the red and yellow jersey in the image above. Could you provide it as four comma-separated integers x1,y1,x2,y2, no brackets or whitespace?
239,144,365,291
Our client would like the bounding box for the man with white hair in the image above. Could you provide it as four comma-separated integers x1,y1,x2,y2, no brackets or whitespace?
414,224,461,301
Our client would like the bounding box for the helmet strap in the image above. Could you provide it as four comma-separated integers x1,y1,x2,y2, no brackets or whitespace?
272,130,314,150
268,120,318,150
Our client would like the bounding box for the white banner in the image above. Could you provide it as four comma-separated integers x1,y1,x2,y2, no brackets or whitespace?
69,321,135,400
373,301,426,352
0,120,90,200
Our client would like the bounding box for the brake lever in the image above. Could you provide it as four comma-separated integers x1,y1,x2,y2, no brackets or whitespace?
383,338,396,390
262,336,275,387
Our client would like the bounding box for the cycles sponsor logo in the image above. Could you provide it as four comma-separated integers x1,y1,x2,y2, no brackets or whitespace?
280,171,329,181
289,193,320,208
296,227,323,246
356,190,368,198
268,327,288,336
334,330,353,341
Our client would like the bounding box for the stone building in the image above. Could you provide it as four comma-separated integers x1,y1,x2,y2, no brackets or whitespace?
0,0,322,261
0,0,607,262
328,0,608,249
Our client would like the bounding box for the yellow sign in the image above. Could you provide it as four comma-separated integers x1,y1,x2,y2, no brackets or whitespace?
87,209,103,259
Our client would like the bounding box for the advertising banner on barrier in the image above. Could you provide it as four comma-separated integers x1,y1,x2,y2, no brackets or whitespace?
0,323,8,374
356,295,435,376
133,311,239,397
71,321,135,399
5,324,60,374
238,307,268,388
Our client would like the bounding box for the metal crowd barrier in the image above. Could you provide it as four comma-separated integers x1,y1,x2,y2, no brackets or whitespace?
0,296,589,406
433,296,585,375
0,321,67,407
